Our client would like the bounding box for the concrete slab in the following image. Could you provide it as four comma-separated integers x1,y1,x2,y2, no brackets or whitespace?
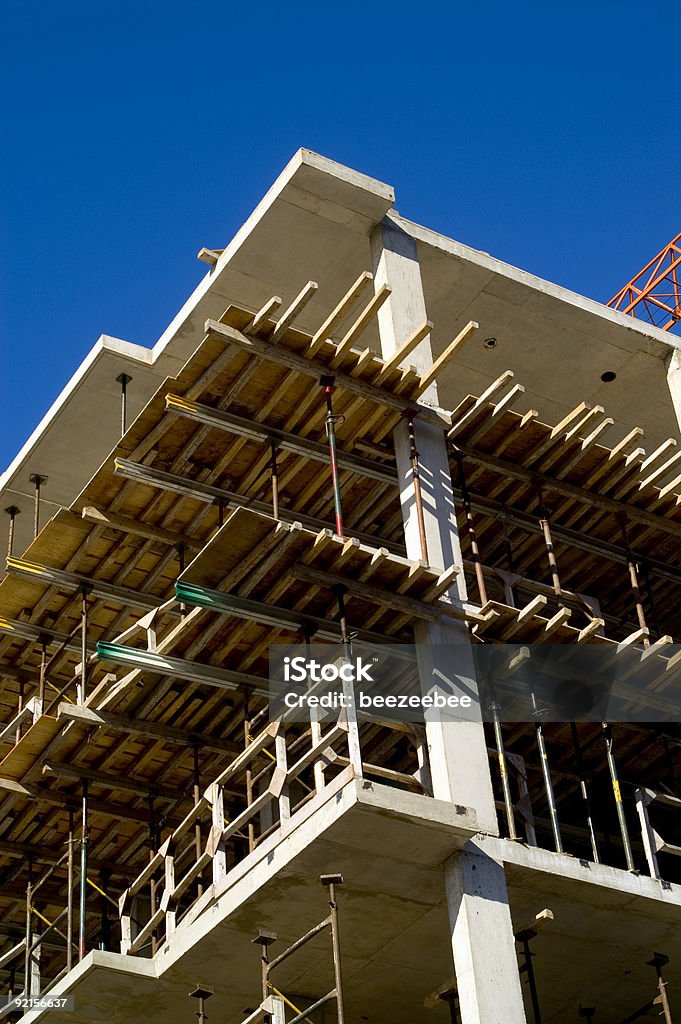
17,782,681,1024
5,149,679,563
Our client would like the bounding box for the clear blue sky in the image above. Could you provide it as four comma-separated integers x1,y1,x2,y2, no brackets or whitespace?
1,0,678,471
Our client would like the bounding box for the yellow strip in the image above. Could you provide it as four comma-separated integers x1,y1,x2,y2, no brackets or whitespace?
268,983,306,1018
29,907,54,928
263,748,276,762
86,877,108,899
0,618,16,631
166,395,197,413
612,779,622,803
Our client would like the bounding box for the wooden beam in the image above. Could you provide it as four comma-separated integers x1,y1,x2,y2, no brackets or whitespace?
114,457,402,552
5,556,160,611
413,321,478,397
453,443,681,542
203,318,449,428
244,295,282,334
197,248,223,266
56,703,241,756
308,271,374,356
81,506,202,550
377,321,433,380
292,563,452,621
331,284,392,361
164,395,397,484
270,281,319,343
0,777,157,823
42,761,181,800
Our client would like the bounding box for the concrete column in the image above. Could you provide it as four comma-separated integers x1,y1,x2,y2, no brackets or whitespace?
445,842,527,1024
666,349,681,432
370,217,497,831
371,218,527,1024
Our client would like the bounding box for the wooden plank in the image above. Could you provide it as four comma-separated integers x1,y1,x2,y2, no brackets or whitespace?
57,703,241,756
81,506,202,550
42,761,180,800
244,295,282,334
203,319,449,427
331,284,392,362
447,372,515,437
292,563,446,621
197,248,222,266
308,271,374,356
0,715,61,780
455,443,681,541
413,321,478,397
271,282,319,343
377,321,433,380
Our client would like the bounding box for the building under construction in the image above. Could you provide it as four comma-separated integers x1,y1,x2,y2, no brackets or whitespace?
2,150,681,1023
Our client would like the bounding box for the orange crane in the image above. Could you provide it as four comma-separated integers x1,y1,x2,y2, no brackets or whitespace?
608,232,681,333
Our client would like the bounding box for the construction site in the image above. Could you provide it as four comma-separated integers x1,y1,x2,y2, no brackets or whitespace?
2,149,681,1023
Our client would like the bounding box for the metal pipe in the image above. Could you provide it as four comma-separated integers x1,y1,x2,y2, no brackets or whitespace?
270,441,280,520
38,642,47,712
456,452,486,604
535,717,563,854
15,679,25,746
116,373,132,436
24,879,32,998
648,953,672,1024
5,505,20,558
321,377,344,536
244,695,255,853
265,917,331,975
407,414,429,564
537,489,563,608
148,798,158,955
492,707,517,839
99,871,110,950
29,475,47,540
326,878,345,1024
193,744,203,898
79,781,88,960
66,811,74,972
570,723,599,863
79,587,90,704
602,725,635,871
177,543,186,618
520,938,543,1024
618,513,650,647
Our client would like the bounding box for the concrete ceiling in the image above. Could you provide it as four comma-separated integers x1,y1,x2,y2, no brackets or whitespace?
3,148,679,562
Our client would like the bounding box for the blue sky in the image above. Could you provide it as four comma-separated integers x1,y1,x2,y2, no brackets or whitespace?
1,0,678,470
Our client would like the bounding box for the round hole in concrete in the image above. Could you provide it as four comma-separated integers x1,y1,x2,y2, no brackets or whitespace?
600,370,617,382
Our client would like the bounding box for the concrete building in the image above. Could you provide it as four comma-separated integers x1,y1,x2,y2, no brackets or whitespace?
1,149,681,1023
